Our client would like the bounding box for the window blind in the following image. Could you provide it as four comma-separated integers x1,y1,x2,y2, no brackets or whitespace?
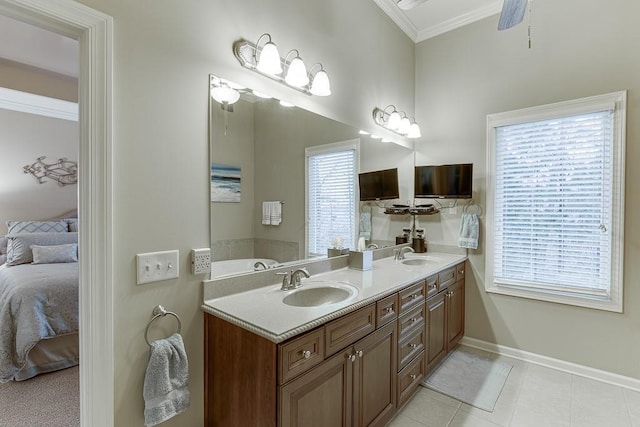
493,110,614,296
307,149,356,257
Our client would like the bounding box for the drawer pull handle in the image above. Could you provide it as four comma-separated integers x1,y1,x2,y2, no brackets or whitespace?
411,294,419,300
302,350,311,359
409,343,418,349
410,317,418,323
410,374,417,381
385,307,393,314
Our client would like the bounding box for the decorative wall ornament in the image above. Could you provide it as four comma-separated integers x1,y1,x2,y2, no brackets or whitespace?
23,156,78,186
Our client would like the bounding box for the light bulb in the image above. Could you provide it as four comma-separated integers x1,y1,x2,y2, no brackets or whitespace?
309,70,331,96
387,111,401,130
257,41,282,75
407,123,422,138
284,56,309,87
399,117,412,135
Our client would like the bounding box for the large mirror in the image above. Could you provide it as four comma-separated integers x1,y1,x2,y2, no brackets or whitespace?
209,74,414,279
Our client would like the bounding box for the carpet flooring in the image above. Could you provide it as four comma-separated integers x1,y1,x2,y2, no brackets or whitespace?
0,366,79,426
422,348,512,412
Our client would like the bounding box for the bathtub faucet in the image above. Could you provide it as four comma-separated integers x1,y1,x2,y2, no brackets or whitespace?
254,261,268,271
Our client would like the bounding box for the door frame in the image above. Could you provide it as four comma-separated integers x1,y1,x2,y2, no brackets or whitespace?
0,1,114,425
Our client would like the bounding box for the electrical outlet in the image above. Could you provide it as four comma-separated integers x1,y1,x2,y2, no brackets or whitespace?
191,248,211,274
136,250,179,285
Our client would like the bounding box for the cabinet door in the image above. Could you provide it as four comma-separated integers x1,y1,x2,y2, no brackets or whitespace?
426,292,447,372
279,349,353,427
446,280,465,350
352,321,397,427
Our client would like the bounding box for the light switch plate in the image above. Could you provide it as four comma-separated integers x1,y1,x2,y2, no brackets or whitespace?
136,250,179,285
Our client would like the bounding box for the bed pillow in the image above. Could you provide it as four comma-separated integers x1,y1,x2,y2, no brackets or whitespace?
6,220,68,234
5,232,78,266
31,243,78,264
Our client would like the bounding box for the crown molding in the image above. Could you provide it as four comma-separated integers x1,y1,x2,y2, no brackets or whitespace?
0,87,78,121
416,1,503,42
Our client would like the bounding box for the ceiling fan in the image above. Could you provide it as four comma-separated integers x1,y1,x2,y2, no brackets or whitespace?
395,0,528,31
498,0,528,30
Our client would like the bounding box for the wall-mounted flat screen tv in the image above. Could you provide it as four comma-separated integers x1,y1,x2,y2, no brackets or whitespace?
414,163,473,199
358,168,399,201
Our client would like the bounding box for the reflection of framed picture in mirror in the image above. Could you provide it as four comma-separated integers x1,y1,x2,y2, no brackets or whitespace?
211,163,241,202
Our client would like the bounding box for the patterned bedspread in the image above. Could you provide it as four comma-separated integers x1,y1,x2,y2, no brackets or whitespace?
0,262,78,382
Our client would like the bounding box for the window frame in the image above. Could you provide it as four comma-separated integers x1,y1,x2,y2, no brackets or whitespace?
485,91,626,312
305,139,360,258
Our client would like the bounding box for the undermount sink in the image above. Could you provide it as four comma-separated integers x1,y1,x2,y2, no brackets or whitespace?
401,258,433,266
282,281,358,307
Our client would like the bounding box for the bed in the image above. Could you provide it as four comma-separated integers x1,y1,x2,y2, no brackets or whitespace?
0,218,79,382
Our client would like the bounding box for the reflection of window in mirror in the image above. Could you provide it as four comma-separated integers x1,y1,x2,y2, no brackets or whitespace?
305,139,359,257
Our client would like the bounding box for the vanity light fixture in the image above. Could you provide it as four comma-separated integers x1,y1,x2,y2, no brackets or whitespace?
233,33,331,97
210,78,241,105
372,105,422,139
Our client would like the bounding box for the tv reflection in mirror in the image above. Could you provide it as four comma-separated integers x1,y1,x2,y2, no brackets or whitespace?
414,163,473,199
359,168,399,201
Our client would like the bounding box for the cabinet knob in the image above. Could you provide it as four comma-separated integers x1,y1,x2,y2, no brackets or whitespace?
410,317,418,324
385,307,393,314
410,374,417,381
411,293,420,300
349,354,356,362
410,343,418,349
302,350,311,359
357,350,363,358
460,270,464,275
430,284,437,289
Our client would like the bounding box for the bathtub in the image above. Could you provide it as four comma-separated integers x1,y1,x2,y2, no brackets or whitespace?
211,258,279,279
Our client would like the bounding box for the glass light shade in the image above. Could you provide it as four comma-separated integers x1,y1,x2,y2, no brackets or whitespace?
407,123,422,138
284,57,309,87
279,100,295,107
358,130,370,135
387,111,401,130
257,41,282,75
252,90,272,99
371,134,382,139
210,86,240,104
398,117,412,134
309,70,331,96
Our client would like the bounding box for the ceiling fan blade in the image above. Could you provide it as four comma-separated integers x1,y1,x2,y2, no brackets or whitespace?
497,0,528,30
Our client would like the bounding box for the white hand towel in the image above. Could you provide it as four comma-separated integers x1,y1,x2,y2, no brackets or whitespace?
270,201,282,226
144,333,190,426
262,201,271,225
458,212,479,249
359,212,371,240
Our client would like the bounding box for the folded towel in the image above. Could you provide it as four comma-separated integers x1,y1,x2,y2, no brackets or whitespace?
359,212,371,240
458,212,479,249
270,201,282,226
262,201,271,225
144,333,190,426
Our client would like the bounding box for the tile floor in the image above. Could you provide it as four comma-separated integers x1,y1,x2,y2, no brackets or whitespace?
388,347,640,427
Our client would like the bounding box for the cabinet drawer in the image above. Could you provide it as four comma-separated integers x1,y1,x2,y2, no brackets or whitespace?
426,274,438,298
397,326,425,371
397,351,425,408
456,262,466,280
325,304,376,357
399,281,426,314
376,293,399,327
398,302,425,340
438,267,456,290
278,328,324,384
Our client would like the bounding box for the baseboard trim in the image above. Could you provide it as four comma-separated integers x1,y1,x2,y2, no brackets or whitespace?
459,336,640,392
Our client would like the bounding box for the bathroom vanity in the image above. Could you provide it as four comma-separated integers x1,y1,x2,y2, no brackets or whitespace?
202,252,466,426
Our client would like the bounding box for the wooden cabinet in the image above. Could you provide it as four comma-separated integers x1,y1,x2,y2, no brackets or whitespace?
280,321,397,427
204,260,466,426
425,261,466,373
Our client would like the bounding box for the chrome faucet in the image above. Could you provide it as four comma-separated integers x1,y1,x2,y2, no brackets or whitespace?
277,268,310,291
394,246,415,261
367,243,379,249
254,261,268,271
290,268,310,288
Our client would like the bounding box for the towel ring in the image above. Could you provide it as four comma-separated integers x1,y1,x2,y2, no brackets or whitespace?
144,305,182,347
463,200,483,216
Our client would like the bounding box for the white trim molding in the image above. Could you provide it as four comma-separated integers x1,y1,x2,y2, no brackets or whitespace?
0,1,114,426
460,337,640,392
0,87,78,121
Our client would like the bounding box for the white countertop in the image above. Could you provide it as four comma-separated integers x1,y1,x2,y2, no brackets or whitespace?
202,252,466,343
